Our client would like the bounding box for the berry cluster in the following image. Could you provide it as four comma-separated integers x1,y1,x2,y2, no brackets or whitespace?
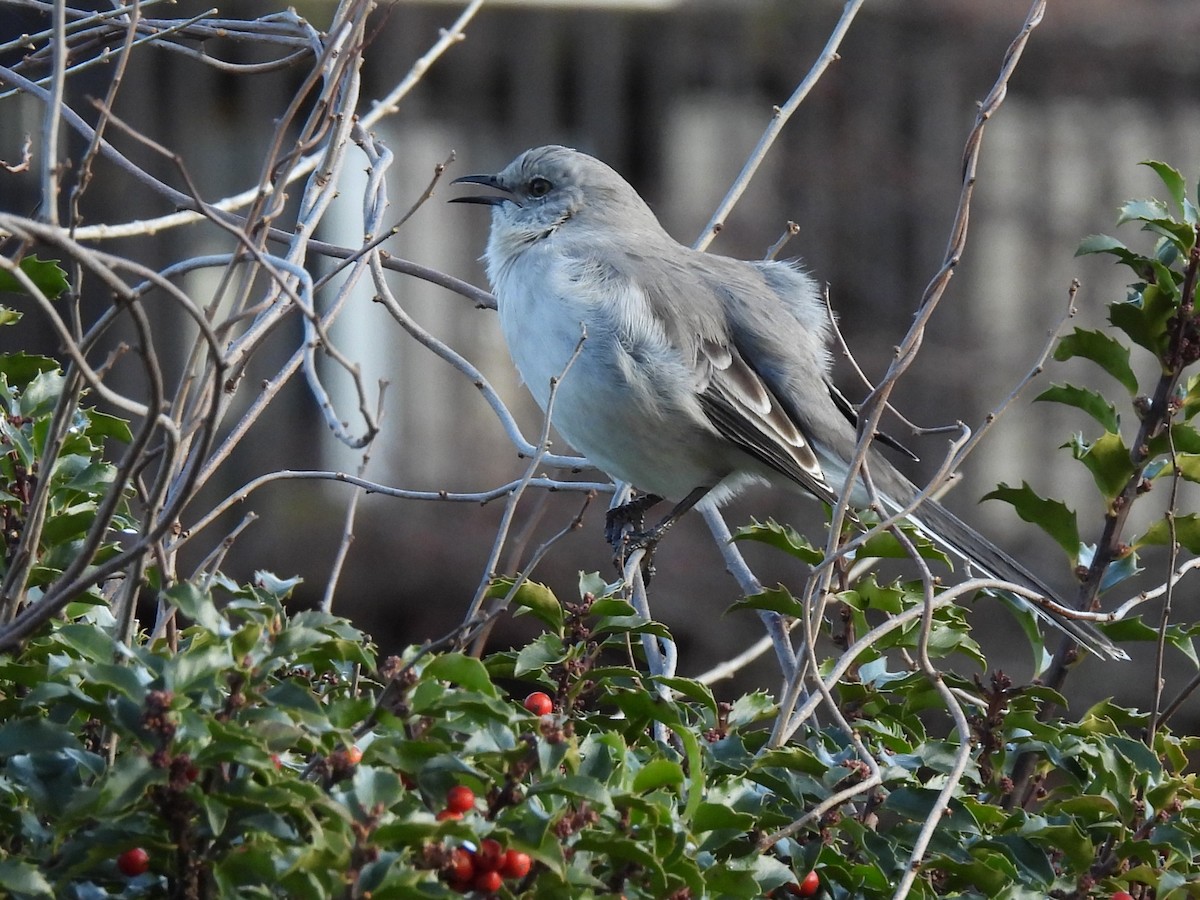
435,784,478,822
442,837,531,894
430,782,533,893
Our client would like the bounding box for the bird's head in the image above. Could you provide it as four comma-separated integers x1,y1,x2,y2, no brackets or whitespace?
450,145,662,251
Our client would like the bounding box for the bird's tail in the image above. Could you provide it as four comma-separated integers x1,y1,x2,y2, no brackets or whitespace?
883,493,1128,661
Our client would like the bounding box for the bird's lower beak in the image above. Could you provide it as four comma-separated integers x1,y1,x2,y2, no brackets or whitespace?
449,173,511,206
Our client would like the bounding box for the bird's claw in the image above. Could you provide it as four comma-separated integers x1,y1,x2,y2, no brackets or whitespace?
612,527,660,582
605,495,664,582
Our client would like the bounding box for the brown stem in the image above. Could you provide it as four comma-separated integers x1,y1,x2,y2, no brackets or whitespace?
1006,225,1200,811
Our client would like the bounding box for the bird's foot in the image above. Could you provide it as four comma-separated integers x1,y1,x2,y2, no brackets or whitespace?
612,523,665,583
604,493,662,547
605,494,665,581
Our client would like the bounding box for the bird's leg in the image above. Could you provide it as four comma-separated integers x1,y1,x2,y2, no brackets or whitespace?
610,486,712,577
604,492,664,548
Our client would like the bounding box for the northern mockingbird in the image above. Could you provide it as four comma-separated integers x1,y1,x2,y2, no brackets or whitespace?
451,144,1124,661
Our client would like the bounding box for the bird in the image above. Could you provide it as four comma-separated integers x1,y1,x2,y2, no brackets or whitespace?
450,144,1125,661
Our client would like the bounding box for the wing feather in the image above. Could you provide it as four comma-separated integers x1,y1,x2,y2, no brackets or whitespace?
695,338,837,504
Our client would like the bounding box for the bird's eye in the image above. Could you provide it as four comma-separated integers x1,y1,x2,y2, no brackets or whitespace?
528,176,552,197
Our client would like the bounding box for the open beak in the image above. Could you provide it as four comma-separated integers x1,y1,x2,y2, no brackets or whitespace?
449,173,511,206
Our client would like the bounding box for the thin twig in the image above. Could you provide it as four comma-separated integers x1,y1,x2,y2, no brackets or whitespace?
694,0,866,251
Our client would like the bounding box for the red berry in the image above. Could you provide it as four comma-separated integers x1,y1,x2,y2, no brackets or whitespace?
446,847,474,883
499,849,532,879
475,838,504,871
523,691,553,715
117,847,150,877
346,745,363,765
435,808,463,821
796,869,820,897
270,754,282,770
1112,894,1134,900
445,785,476,813
472,869,503,893
184,763,200,783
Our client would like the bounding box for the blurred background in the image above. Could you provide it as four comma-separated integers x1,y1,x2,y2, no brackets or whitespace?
2,0,1199,711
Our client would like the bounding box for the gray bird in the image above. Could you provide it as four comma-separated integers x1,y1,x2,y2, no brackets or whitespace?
451,144,1124,661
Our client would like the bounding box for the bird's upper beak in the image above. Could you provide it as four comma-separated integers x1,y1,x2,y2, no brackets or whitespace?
449,173,512,206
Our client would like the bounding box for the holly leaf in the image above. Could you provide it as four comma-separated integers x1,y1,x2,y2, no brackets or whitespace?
982,482,1079,562
0,256,69,299
489,577,563,633
1134,514,1200,554
1076,233,1147,269
731,518,824,564
1109,277,1177,359
1053,328,1139,394
1142,160,1188,215
1035,383,1120,433
1067,432,1135,503
727,586,804,618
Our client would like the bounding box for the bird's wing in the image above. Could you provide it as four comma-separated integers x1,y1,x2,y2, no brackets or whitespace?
693,337,838,505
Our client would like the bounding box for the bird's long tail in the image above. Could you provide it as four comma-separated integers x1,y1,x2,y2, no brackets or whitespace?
886,494,1127,661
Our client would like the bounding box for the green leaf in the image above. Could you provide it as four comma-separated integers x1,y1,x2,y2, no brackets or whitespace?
19,369,64,418
1173,454,1200,484
0,353,59,386
1150,422,1200,456
514,633,569,677
0,718,82,755
731,518,824,564
1110,280,1177,359
981,482,1079,561
527,774,611,806
577,570,613,600
1067,431,1135,503
0,859,54,897
488,576,563,633
669,720,704,822
1053,328,1139,394
1143,160,1188,213
592,613,671,639
1035,383,1120,433
55,622,120,662
726,691,776,728
840,574,906,615
857,527,952,568
347,766,404,812
727,585,804,618
86,409,134,443
164,581,227,634
422,653,497,696
1076,233,1148,269
653,675,718,718
254,570,303,598
882,788,979,832
692,802,757,834
1134,513,1200,553
0,256,70,298
998,594,1050,675
632,757,684,792
1185,373,1200,420
1118,197,1171,227
589,597,636,618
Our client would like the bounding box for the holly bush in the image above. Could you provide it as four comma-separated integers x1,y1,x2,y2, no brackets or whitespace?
3,166,1200,899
